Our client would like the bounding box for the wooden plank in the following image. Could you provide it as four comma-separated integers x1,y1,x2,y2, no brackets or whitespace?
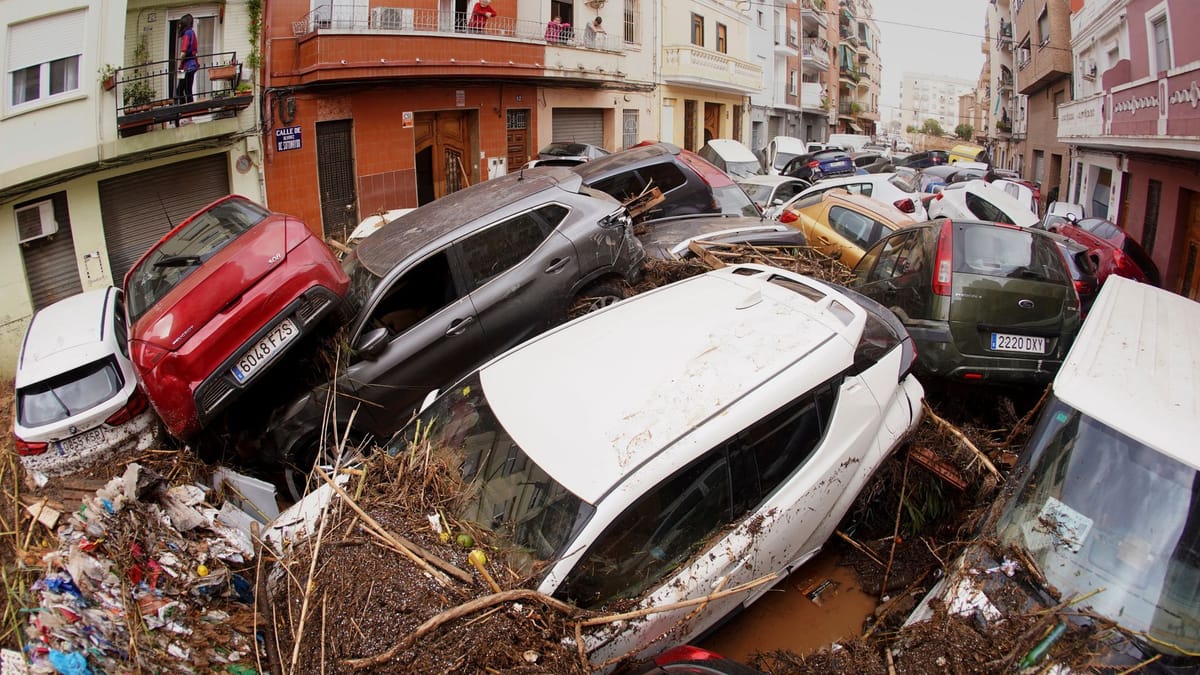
909,445,968,490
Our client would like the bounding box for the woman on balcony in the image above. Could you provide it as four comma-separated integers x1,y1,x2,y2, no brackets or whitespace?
174,14,199,105
467,0,496,33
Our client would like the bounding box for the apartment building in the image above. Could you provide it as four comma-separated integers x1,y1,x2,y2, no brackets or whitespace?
0,0,263,375
1058,0,1200,298
898,72,976,134
798,0,835,143
1013,0,1072,207
747,0,801,152
981,0,1027,172
832,0,879,135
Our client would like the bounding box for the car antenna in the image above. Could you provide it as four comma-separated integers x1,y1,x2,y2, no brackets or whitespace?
155,192,175,229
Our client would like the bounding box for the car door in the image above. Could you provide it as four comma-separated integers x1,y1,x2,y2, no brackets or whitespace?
455,204,582,356
854,228,935,325
821,204,885,265
342,249,487,436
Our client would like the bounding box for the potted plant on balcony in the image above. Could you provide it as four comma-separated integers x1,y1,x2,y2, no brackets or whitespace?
849,101,862,114
98,64,117,92
123,80,156,111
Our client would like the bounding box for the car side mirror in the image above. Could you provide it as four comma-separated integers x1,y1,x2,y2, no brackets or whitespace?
354,327,389,359
771,198,784,206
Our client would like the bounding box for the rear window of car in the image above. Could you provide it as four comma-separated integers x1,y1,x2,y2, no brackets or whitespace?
678,150,735,187
1079,218,1122,240
888,173,919,193
18,356,124,428
739,182,775,203
955,225,1069,284
126,198,270,321
712,185,762,217
965,192,1015,225
592,163,688,202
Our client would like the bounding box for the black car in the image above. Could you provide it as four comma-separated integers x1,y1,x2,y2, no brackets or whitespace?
268,167,645,499
573,143,760,222
896,150,949,170
780,148,856,182
916,164,988,193
852,151,894,174
636,213,807,260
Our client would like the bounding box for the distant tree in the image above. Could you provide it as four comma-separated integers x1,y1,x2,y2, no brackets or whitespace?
906,124,919,134
955,124,974,140
921,119,945,136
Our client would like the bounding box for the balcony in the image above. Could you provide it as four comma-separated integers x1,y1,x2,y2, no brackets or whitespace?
802,0,828,29
111,53,252,138
838,64,860,86
839,29,859,47
662,45,762,94
800,81,827,113
801,39,831,70
284,5,626,88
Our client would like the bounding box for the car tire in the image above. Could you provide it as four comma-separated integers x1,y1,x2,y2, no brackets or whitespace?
282,430,369,502
569,280,631,319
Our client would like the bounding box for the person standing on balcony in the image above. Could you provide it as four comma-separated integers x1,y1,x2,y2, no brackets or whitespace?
467,0,496,33
585,16,606,47
545,16,565,42
174,14,199,105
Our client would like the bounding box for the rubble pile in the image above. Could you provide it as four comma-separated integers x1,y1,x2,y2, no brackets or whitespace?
20,463,262,674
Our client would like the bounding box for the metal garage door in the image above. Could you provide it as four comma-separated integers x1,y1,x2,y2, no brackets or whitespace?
98,153,229,285
18,192,83,310
551,108,604,147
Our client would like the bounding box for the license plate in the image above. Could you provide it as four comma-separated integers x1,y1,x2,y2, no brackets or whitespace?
231,318,299,384
826,161,851,170
990,332,1045,354
55,428,106,455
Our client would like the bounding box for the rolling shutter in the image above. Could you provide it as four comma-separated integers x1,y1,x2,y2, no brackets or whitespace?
98,153,229,285
551,108,604,147
19,192,83,310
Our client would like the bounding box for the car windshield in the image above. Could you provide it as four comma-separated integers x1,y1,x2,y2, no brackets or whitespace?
723,160,761,179
713,184,762,217
18,357,123,428
738,182,775,204
341,251,385,318
994,397,1200,655
541,143,591,157
125,198,269,321
392,374,595,576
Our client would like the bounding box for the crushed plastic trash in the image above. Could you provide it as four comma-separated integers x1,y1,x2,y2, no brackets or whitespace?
47,650,90,675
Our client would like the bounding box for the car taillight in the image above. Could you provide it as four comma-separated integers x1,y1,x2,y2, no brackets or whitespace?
894,198,916,214
106,387,149,426
932,221,954,296
130,340,170,370
655,646,724,665
807,160,820,168
779,210,799,224
14,435,47,456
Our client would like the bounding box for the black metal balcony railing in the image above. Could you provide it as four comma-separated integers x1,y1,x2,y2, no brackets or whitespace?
113,52,251,137
293,6,624,51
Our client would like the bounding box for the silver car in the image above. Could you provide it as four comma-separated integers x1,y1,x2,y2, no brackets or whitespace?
269,167,644,499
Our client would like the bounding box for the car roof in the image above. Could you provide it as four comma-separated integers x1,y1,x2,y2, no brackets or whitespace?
16,287,116,388
477,265,860,503
638,215,790,252
811,189,915,225
1052,275,1200,467
736,174,801,187
770,136,808,152
704,139,758,162
572,142,681,181
355,166,587,276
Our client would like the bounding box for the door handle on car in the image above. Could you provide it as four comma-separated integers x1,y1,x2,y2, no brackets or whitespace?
445,316,475,336
544,257,571,274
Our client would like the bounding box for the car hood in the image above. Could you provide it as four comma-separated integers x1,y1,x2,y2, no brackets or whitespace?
131,218,295,351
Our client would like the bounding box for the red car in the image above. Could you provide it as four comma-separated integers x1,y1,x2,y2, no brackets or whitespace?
123,195,349,440
1046,218,1161,287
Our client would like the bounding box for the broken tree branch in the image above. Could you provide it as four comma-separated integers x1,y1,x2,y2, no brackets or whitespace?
836,529,886,568
879,453,911,598
922,401,1001,480
343,590,581,669
1003,383,1051,448
579,572,780,627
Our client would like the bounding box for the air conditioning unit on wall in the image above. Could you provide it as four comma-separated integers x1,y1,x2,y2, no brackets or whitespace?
1082,60,1097,79
15,201,59,244
371,7,412,30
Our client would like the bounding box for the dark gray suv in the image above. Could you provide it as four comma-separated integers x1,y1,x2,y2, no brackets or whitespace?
270,167,644,498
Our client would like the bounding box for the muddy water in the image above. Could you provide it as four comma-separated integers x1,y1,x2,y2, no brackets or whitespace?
700,548,878,661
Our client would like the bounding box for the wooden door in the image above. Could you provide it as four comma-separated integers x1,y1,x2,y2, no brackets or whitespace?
506,109,529,171
683,100,697,151
704,102,721,144
414,111,472,203
1177,192,1200,300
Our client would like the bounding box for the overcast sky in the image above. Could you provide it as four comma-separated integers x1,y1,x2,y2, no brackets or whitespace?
873,0,989,124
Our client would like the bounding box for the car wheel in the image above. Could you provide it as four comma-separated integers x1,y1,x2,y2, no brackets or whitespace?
282,430,369,502
569,280,631,319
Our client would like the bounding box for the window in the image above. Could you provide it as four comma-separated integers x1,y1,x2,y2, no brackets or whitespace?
789,70,797,96
1033,150,1045,185
459,205,566,290
1052,90,1064,118
1151,15,1171,73
691,13,704,47
716,23,727,54
965,192,1014,224
622,109,639,149
1143,179,1161,255
592,163,687,203
7,9,86,110
866,231,926,284
368,252,459,338
828,206,882,249
1037,9,1050,47
623,0,638,44
955,225,1068,283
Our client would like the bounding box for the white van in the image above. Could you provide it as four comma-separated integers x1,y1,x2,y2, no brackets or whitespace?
909,275,1200,666
697,139,760,178
761,136,809,175
826,133,872,153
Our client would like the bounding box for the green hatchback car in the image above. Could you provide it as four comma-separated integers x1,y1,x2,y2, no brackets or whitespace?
849,218,1082,383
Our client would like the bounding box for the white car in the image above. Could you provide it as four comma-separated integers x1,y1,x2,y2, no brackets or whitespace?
273,264,924,666
927,179,1039,228
761,136,810,175
991,179,1039,217
346,208,414,243
13,287,159,478
736,174,811,212
776,172,929,221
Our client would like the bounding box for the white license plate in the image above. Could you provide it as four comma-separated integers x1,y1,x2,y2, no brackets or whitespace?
231,318,299,383
55,427,106,455
990,332,1045,354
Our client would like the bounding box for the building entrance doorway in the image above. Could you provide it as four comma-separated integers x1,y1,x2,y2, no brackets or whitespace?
414,110,475,205
1177,189,1200,300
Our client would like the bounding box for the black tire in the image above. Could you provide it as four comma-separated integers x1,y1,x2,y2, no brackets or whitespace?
281,429,369,503
569,280,631,319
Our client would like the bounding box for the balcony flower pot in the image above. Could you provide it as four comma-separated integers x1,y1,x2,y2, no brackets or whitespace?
209,64,238,82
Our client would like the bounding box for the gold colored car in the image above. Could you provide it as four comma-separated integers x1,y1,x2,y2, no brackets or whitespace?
778,189,916,267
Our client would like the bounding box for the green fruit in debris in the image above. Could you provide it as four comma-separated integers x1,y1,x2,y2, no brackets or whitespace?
456,533,474,549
